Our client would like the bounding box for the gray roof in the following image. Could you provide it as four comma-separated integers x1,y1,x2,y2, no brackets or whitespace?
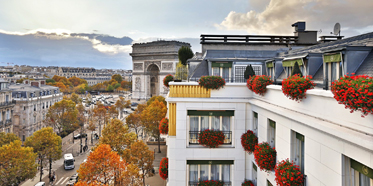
190,60,209,79
286,32,373,56
356,50,373,76
204,50,280,59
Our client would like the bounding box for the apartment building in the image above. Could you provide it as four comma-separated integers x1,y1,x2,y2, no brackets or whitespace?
0,78,15,134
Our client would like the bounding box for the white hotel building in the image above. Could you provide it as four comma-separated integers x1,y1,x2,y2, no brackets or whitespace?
165,23,373,186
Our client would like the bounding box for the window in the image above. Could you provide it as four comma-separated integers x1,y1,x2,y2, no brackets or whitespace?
268,119,276,148
343,156,373,186
292,131,304,174
267,180,273,186
234,66,246,83
212,62,232,82
24,106,26,110
22,135,25,142
6,110,9,120
253,112,258,136
252,162,258,185
188,110,233,145
252,65,262,76
188,160,232,186
34,116,36,124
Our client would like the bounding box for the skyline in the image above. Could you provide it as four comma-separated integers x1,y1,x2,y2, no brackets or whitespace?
1,0,373,69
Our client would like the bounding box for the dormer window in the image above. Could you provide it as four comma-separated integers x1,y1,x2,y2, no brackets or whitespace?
282,58,305,77
212,62,232,82
323,53,344,88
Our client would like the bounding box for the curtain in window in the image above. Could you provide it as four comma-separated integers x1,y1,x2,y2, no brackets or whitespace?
213,67,220,76
189,165,198,183
201,116,209,131
190,116,199,131
222,67,229,81
211,116,220,130
211,165,219,180
200,165,209,181
222,116,230,131
359,173,371,186
222,164,230,182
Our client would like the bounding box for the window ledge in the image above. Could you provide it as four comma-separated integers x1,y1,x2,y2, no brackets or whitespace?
187,144,235,148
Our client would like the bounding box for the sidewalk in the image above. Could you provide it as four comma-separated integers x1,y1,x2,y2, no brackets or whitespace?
145,144,168,186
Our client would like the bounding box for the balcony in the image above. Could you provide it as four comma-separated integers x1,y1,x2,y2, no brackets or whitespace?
189,131,232,145
0,101,15,108
0,121,3,127
189,181,231,186
5,119,11,126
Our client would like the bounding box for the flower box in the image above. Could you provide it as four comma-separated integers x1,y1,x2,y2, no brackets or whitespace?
241,130,258,154
242,180,255,186
159,157,168,180
282,74,316,102
275,159,304,186
198,76,226,90
198,129,225,148
254,142,276,172
159,118,168,135
197,180,224,186
163,74,174,87
248,75,272,95
331,74,373,117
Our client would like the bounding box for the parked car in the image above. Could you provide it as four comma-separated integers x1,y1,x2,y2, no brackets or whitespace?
35,182,45,186
131,102,138,107
65,173,79,186
73,133,87,139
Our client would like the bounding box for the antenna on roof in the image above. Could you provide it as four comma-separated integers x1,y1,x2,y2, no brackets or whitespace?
330,23,341,36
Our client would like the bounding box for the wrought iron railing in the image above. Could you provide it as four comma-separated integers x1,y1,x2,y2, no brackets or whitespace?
189,131,232,145
0,101,15,107
200,34,298,44
189,181,231,186
188,77,247,83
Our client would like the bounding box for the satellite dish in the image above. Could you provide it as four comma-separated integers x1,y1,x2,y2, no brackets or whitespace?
334,23,341,36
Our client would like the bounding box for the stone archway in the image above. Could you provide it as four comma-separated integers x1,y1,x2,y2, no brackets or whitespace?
147,64,160,97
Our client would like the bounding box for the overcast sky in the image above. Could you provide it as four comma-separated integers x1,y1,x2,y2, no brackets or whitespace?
1,0,373,69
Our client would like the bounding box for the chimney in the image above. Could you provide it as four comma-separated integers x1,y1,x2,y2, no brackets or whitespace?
31,81,39,88
292,21,317,44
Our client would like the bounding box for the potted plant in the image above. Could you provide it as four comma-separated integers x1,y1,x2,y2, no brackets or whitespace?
163,74,174,87
197,180,224,186
246,76,256,91
275,159,304,186
159,157,168,180
249,75,273,95
254,142,277,172
242,180,255,186
241,130,258,154
198,129,225,148
198,76,226,90
331,74,373,117
159,118,168,135
282,74,316,102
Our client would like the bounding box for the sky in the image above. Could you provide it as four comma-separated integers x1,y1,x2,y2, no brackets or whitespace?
1,0,373,69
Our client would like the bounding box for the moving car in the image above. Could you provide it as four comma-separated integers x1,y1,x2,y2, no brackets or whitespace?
73,133,87,139
35,182,45,186
65,173,79,186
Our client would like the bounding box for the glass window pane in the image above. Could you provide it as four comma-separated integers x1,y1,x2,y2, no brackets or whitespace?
190,116,199,131
200,165,209,181
359,173,371,186
213,67,220,76
201,116,209,131
211,165,219,181
222,67,229,80
189,165,198,182
222,165,230,182
211,116,220,130
222,116,230,131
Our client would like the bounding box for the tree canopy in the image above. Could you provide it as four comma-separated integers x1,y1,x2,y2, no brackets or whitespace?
291,62,303,77
178,46,194,66
244,64,256,79
147,95,166,106
127,140,154,186
0,132,20,147
112,74,123,83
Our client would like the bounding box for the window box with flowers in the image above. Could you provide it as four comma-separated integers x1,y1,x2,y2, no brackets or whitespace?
275,159,304,186
198,76,226,90
242,180,255,186
331,74,373,117
198,129,225,148
159,157,168,180
159,118,168,135
163,74,174,87
282,74,316,102
254,142,277,172
241,130,258,154
197,180,224,186
247,75,273,95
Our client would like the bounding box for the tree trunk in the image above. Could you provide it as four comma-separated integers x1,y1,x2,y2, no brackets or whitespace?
142,174,145,186
39,158,43,182
99,121,101,137
91,131,93,145
49,157,52,182
158,133,161,153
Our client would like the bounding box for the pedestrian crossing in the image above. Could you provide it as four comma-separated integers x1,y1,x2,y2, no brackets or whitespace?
53,176,70,185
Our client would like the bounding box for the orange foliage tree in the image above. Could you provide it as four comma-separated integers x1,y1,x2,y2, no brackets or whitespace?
140,99,167,153
127,140,154,186
78,144,135,185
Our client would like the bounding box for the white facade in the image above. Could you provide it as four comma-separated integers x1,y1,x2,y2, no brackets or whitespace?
166,82,373,186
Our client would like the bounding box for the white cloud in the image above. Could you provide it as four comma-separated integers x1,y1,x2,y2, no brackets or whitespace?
216,0,373,36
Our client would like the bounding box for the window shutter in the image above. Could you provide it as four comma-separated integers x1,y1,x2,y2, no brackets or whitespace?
282,59,303,67
212,62,232,68
323,53,342,63
187,160,234,165
187,110,234,116
351,159,373,179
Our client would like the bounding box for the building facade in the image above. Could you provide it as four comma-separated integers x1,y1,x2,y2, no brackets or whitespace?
10,80,63,141
130,40,191,99
166,24,373,186
57,67,96,78
0,79,15,134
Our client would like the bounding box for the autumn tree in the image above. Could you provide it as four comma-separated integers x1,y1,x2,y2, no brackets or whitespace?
45,98,79,137
75,181,109,186
147,95,166,106
108,105,119,119
99,119,136,153
128,140,154,186
125,112,142,138
0,132,20,146
112,74,123,83
0,140,38,186
25,127,62,181
93,102,107,136
141,100,167,153
70,93,82,104
106,85,114,92
77,103,87,153
78,144,137,185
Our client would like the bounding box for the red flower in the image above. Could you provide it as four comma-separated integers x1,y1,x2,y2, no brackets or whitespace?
275,159,304,186
241,130,258,154
198,129,225,148
159,118,169,135
163,74,174,87
242,180,255,186
282,75,315,102
198,76,226,90
247,75,273,95
254,142,276,172
159,157,168,180
197,180,224,186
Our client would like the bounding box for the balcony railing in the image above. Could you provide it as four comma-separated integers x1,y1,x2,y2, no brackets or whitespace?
189,181,231,186
189,77,247,83
0,121,3,127
0,101,15,107
201,34,298,44
189,131,232,145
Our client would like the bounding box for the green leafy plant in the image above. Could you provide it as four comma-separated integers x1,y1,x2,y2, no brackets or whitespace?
178,46,193,66
163,74,174,87
244,65,256,79
291,62,303,77
198,76,226,90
